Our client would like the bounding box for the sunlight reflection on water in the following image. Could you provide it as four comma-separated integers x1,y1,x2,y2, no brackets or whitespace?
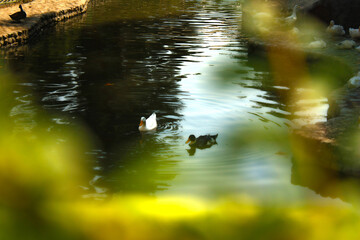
0,0,342,205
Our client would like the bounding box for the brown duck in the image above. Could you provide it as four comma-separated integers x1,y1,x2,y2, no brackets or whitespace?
10,5,26,22
185,134,218,149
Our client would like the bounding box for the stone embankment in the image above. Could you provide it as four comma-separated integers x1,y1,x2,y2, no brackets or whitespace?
0,0,89,48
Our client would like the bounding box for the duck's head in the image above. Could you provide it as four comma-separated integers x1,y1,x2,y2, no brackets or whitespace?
186,134,196,145
329,20,335,26
139,117,146,127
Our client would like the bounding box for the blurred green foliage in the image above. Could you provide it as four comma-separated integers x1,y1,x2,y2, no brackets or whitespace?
1,1,360,239
1,85,360,239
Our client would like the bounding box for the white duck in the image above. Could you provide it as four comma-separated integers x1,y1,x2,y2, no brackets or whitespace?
337,39,356,49
139,113,157,131
347,72,360,88
326,20,345,36
349,26,360,39
284,5,299,25
308,39,326,49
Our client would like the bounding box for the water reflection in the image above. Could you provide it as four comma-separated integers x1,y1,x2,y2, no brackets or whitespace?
0,0,356,204
291,155,360,205
2,0,213,197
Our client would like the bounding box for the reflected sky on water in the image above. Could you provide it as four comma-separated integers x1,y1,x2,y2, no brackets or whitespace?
0,0,352,205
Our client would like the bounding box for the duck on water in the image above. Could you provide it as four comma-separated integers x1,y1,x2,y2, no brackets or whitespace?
138,113,157,132
9,5,26,22
185,134,218,149
185,134,218,156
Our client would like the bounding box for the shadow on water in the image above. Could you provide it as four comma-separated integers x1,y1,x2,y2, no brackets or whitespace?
291,154,360,205
1,0,210,195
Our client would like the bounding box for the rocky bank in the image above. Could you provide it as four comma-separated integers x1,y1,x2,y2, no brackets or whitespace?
245,0,360,177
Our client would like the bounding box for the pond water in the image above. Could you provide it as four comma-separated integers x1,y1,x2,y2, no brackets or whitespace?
0,0,351,204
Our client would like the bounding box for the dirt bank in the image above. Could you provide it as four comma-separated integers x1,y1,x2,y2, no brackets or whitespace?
0,0,89,48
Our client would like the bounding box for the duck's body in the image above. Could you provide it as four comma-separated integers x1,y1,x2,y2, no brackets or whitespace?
186,134,218,149
9,5,26,22
337,39,356,49
139,113,157,131
308,39,326,49
326,20,345,36
347,72,360,88
349,27,360,39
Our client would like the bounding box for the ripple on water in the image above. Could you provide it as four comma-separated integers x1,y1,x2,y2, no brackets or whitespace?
0,0,334,202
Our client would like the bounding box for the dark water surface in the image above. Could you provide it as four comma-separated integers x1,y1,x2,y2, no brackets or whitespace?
1,0,346,204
